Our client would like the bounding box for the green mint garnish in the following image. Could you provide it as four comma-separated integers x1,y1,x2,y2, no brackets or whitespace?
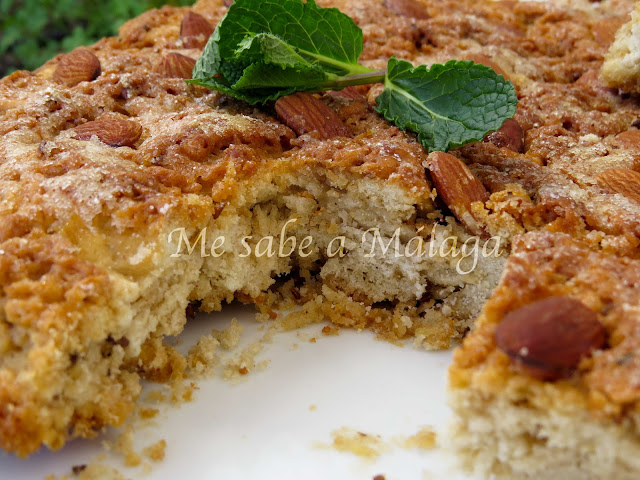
376,58,518,152
188,0,518,152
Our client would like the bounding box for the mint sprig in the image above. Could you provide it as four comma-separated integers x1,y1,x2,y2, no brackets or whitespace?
377,58,518,152
188,0,518,152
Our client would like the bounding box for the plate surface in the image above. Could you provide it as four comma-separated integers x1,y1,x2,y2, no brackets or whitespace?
0,305,476,480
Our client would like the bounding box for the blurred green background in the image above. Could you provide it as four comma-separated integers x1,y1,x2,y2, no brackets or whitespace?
0,0,195,77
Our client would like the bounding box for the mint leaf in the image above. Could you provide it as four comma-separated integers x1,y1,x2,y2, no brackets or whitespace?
217,0,369,76
189,0,374,103
235,33,319,70
375,58,518,152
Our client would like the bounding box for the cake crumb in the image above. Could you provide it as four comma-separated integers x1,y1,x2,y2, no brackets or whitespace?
145,390,168,404
401,426,437,450
187,333,220,378
309,405,317,411
222,339,264,381
168,376,196,403
329,427,389,459
321,325,340,336
139,407,159,420
115,427,141,467
77,464,129,480
213,318,244,350
143,439,167,462
277,296,325,330
373,475,386,480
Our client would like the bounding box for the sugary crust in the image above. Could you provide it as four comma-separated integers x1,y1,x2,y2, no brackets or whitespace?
2,0,640,461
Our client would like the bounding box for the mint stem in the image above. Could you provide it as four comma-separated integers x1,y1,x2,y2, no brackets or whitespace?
325,69,387,90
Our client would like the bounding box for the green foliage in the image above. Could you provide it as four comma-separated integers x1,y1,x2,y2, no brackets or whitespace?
0,0,194,76
375,58,518,152
190,0,518,152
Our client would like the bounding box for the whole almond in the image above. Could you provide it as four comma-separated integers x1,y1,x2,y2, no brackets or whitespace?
615,130,640,149
495,297,606,381
180,12,214,49
463,53,510,81
74,116,142,147
596,168,640,204
484,118,524,153
52,48,101,87
427,152,489,236
275,92,352,139
384,0,429,19
592,17,626,46
327,86,363,99
152,53,196,79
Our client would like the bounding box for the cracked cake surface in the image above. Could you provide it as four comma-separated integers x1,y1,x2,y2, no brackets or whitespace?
0,0,640,474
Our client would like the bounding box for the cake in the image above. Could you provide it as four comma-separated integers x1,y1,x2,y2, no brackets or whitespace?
0,0,639,478
602,2,640,94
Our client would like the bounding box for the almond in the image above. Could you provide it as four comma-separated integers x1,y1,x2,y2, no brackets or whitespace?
74,115,143,147
484,118,524,153
52,48,101,87
152,53,196,79
327,86,363,99
495,297,606,381
615,129,640,149
592,17,626,46
275,92,352,139
596,168,640,204
462,53,510,81
384,0,429,20
180,12,214,49
427,152,489,236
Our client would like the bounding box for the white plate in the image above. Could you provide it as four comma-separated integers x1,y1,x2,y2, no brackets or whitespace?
0,305,476,480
